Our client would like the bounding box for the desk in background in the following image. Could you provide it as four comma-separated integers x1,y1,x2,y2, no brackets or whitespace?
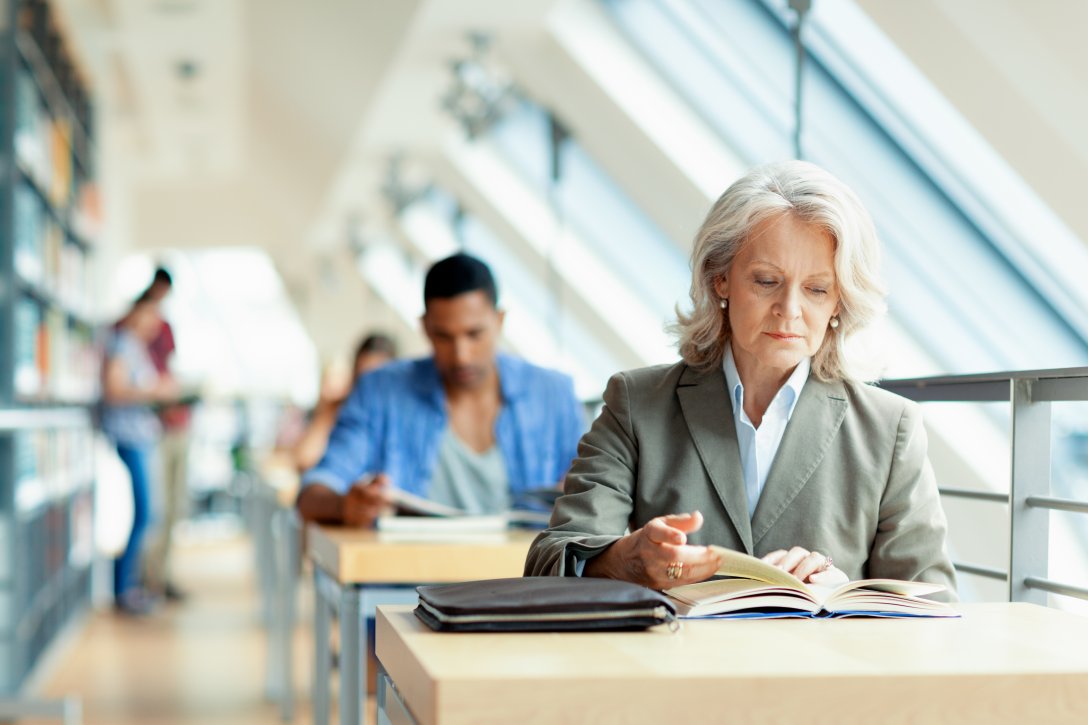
307,525,535,725
245,463,302,721
376,602,1088,725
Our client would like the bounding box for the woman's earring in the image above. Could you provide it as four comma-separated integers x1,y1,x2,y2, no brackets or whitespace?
720,298,728,310
829,316,840,329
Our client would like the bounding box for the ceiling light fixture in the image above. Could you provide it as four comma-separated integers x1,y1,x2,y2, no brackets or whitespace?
380,155,432,216
440,31,519,140
175,59,200,81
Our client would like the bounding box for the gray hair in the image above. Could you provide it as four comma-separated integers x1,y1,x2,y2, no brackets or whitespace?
672,160,887,382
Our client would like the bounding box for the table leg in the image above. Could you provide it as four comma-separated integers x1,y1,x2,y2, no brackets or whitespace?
313,567,332,725
375,660,389,725
258,491,276,628
375,659,417,725
273,507,299,720
340,586,365,725
258,492,279,702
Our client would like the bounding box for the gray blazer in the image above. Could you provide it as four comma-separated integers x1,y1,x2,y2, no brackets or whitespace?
525,361,957,599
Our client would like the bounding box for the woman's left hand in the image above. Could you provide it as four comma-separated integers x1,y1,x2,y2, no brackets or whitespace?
762,546,849,586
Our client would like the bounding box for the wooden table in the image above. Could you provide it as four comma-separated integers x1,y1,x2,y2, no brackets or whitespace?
375,602,1088,724
307,525,535,725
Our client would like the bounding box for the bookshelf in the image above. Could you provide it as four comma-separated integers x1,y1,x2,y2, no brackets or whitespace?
1,0,99,696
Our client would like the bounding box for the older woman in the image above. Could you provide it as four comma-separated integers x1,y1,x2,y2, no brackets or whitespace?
525,160,956,598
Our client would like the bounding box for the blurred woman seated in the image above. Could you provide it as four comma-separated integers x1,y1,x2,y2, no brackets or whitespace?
292,333,397,473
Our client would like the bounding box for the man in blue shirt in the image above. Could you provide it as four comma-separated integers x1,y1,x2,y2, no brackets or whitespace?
297,253,585,527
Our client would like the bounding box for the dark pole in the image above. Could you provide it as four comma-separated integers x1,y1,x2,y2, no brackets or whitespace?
789,0,812,160
547,114,568,355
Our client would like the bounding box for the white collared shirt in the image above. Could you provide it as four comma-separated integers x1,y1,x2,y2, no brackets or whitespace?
723,346,810,518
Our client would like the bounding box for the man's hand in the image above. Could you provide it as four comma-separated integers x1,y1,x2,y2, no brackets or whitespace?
342,473,394,528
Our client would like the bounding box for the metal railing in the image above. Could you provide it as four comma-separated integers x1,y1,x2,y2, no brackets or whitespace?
0,407,91,431
880,366,1088,605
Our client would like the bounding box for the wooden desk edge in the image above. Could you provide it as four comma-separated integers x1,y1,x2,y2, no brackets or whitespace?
377,607,436,725
374,604,1088,725
306,524,537,583
306,523,343,580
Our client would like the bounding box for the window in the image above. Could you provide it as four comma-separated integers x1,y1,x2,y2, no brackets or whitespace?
600,0,1088,604
113,248,318,404
603,0,1088,375
375,184,625,398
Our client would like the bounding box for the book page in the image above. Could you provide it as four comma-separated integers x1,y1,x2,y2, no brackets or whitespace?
824,579,954,615
387,487,468,517
828,579,945,599
673,547,955,617
668,577,818,606
709,546,809,591
375,514,509,536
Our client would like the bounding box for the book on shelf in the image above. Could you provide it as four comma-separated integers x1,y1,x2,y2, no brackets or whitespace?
665,546,958,619
14,295,41,396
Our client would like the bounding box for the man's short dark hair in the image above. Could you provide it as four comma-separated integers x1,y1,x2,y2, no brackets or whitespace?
423,253,497,308
354,333,397,363
153,267,173,286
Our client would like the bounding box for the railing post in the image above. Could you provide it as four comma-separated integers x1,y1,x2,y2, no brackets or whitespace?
1008,378,1051,604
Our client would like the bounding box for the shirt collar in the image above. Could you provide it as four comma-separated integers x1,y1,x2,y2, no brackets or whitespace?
411,352,524,409
495,352,526,400
723,345,810,420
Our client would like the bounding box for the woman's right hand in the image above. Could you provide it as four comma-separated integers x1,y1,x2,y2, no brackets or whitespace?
584,511,721,589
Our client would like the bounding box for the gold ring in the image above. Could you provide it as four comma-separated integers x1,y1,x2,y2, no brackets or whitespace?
666,561,684,581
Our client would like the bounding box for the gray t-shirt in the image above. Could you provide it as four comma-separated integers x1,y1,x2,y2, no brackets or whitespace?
100,330,161,446
428,428,510,514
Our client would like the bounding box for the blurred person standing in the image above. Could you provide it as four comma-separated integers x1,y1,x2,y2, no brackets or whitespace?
102,295,179,615
292,333,398,473
138,267,194,602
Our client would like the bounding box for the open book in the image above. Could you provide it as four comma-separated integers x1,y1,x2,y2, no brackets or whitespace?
665,547,958,619
376,487,553,532
386,488,468,518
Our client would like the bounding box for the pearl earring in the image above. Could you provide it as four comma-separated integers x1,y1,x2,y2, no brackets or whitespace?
720,299,728,310
830,317,840,329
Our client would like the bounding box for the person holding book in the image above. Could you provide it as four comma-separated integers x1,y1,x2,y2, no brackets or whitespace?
525,160,957,601
296,253,585,526
137,267,195,602
102,295,181,615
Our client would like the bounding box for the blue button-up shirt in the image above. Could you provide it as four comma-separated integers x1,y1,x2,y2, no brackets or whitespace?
302,353,586,497
723,347,810,518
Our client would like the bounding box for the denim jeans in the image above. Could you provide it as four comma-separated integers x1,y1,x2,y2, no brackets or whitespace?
114,443,152,600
